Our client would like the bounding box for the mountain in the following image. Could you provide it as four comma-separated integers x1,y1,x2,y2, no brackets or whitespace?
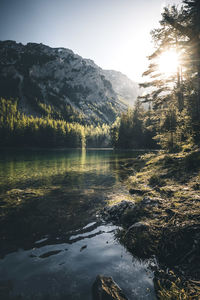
0,40,138,124
102,70,139,107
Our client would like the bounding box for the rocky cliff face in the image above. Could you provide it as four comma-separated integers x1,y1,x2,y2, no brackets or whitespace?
0,41,138,124
102,69,139,107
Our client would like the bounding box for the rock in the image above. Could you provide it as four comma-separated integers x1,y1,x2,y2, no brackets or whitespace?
0,41,131,126
123,221,160,258
80,245,87,252
126,221,150,234
101,201,135,222
140,196,160,207
92,275,128,300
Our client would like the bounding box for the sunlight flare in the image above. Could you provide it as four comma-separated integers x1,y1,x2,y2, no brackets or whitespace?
158,50,180,75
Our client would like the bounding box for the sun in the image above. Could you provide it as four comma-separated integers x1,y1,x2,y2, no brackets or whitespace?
158,50,179,75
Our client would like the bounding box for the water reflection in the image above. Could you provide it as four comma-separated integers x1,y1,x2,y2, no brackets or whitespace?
0,149,155,299
0,223,155,300
0,149,142,192
0,149,142,254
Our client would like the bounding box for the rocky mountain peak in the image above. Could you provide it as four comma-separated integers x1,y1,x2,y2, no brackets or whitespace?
0,41,138,124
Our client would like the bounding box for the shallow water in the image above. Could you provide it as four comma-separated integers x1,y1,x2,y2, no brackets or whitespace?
0,149,156,299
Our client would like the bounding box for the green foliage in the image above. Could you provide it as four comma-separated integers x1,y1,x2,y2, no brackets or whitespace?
0,98,111,148
111,100,158,149
139,0,200,152
85,124,111,148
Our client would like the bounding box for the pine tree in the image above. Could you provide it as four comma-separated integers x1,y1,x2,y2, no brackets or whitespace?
140,2,200,150
162,0,200,143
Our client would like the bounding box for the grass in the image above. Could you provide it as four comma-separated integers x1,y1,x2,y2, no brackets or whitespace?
119,149,200,299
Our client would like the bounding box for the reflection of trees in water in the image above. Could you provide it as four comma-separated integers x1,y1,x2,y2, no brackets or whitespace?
0,149,141,193
0,149,116,191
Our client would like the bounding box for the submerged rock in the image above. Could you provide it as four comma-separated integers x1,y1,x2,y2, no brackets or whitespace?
80,245,87,252
92,275,128,300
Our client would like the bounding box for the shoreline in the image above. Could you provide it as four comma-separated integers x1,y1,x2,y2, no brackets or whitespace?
0,146,160,151
104,150,200,298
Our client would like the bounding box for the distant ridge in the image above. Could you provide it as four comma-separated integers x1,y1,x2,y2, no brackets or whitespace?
0,40,138,124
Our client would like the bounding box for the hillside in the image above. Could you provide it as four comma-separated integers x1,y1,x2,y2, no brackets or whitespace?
102,69,139,107
0,41,138,125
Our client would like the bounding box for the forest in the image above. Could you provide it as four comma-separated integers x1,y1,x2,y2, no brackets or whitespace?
113,0,200,152
0,98,111,148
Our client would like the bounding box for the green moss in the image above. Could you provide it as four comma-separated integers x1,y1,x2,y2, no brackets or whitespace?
120,150,200,298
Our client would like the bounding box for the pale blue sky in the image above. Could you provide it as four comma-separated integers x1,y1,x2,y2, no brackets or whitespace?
0,0,182,81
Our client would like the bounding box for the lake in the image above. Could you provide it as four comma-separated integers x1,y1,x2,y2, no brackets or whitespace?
0,149,156,300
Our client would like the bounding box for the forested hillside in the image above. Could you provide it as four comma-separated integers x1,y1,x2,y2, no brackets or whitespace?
0,41,140,148
0,98,110,148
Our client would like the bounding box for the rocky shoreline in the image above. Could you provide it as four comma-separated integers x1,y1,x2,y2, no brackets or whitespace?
101,151,200,299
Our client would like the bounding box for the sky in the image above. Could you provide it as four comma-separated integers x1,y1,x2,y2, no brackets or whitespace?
0,0,182,82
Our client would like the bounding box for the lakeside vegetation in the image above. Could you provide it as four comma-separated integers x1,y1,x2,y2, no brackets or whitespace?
110,100,158,149
111,0,200,154
0,98,111,148
115,150,200,299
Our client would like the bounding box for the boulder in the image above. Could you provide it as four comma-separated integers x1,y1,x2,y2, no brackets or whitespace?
123,221,160,258
92,275,128,300
140,196,160,207
101,201,135,222
126,221,150,233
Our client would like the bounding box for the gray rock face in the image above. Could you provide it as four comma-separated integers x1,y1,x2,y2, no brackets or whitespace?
102,70,139,107
92,275,128,300
0,40,138,125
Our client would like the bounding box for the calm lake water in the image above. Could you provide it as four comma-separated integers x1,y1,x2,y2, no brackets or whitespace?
0,149,156,300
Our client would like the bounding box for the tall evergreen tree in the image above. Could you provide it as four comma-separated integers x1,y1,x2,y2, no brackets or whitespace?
162,0,200,143
140,1,200,149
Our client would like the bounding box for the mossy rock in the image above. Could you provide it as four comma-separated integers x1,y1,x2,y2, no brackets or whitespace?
121,222,160,258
